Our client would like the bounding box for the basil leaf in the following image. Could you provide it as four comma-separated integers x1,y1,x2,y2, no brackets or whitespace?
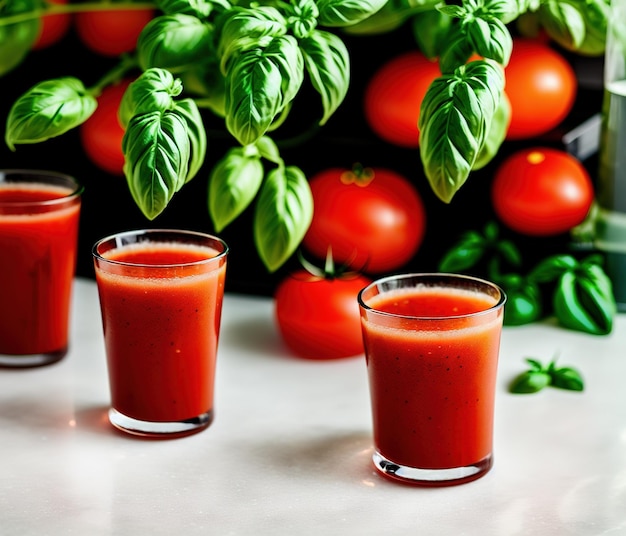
411,9,453,60
316,0,388,27
438,231,486,272
6,77,97,150
465,16,512,65
122,110,191,220
208,145,264,232
509,370,551,394
156,0,227,18
217,6,287,70
500,276,542,326
539,0,608,56
419,59,504,203
529,254,578,283
551,366,584,391
253,165,313,272
119,68,182,127
173,98,207,182
472,91,510,170
346,0,427,36
553,266,615,335
225,36,303,146
300,30,350,125
0,0,40,76
137,14,214,73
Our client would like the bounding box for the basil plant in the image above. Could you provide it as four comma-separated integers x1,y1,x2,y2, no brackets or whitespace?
1,0,610,271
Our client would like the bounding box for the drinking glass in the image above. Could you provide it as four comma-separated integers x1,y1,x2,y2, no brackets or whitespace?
0,169,83,367
358,273,506,486
93,229,228,437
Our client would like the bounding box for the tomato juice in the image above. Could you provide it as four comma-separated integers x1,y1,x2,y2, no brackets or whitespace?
0,175,82,365
93,231,228,436
359,274,505,485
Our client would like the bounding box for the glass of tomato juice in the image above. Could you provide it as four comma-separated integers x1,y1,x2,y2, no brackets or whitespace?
92,229,228,438
0,170,83,367
358,273,506,486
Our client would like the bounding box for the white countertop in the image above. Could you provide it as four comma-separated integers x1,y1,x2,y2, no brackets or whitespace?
1,278,625,536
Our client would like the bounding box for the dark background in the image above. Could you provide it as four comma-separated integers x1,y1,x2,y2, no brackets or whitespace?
0,21,605,296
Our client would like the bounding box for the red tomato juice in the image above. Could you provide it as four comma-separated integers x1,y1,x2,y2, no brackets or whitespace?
0,184,81,356
361,286,503,470
94,242,226,423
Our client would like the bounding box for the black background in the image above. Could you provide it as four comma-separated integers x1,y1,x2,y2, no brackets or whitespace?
0,20,605,296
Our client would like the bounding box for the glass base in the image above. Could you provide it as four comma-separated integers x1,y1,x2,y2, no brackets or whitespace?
108,408,213,438
0,347,67,368
373,451,493,487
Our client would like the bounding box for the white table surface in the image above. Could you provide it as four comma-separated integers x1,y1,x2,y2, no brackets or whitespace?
1,278,625,536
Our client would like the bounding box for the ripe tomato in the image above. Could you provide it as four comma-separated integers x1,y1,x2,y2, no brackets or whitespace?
74,8,154,57
79,79,131,176
364,51,441,148
504,38,577,140
491,147,594,236
303,166,426,273
32,0,71,50
275,270,371,360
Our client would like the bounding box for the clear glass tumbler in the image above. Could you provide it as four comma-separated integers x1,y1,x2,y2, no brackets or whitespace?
358,273,506,486
0,169,83,367
93,229,228,438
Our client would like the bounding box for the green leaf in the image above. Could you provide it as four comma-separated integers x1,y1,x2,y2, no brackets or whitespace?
119,68,182,128
300,30,350,125
6,77,97,150
465,16,513,65
509,370,551,394
438,232,486,271
137,14,214,73
528,254,578,283
316,0,388,27
225,36,303,145
411,9,453,59
122,110,191,220
253,165,313,272
172,98,207,182
472,90,510,170
217,6,287,71
0,0,40,76
208,145,264,231
419,59,504,203
550,366,584,391
500,276,542,326
156,0,228,18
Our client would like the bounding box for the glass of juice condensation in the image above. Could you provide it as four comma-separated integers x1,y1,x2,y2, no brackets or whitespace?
92,229,228,438
358,273,506,486
0,170,83,367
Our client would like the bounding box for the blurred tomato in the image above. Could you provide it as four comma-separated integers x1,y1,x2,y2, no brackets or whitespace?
32,0,71,50
504,38,577,140
79,79,131,176
275,270,371,359
74,8,154,57
491,147,594,236
364,51,441,148
303,166,426,273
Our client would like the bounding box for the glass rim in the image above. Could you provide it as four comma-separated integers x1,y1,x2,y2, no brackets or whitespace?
358,272,506,321
92,228,229,269
0,169,83,208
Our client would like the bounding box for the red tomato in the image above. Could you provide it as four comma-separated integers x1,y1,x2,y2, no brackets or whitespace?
364,51,441,148
275,271,371,360
32,0,71,50
79,79,131,176
303,167,426,273
74,8,154,57
491,147,594,236
505,38,577,140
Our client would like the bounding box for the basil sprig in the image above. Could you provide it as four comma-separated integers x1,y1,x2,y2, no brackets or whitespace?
509,357,584,394
439,223,617,334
